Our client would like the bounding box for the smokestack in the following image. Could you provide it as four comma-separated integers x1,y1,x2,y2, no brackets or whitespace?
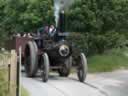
54,0,74,32
58,10,65,33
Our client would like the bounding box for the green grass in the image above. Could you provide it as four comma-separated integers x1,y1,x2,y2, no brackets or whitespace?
0,53,29,96
21,87,29,96
88,48,128,73
0,69,8,96
0,52,11,96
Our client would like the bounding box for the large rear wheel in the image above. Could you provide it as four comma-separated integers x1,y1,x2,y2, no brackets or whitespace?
77,53,88,82
24,41,38,77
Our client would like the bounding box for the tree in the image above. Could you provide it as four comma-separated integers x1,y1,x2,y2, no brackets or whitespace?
0,0,55,46
66,0,128,55
0,0,54,33
66,0,128,33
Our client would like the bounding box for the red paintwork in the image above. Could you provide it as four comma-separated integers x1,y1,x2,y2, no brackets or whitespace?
7,37,32,56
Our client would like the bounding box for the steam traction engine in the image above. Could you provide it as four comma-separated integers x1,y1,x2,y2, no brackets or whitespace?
7,14,87,83
24,11,88,82
24,32,87,82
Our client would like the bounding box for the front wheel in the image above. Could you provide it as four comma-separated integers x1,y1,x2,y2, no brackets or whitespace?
41,53,49,82
77,53,88,82
58,56,72,77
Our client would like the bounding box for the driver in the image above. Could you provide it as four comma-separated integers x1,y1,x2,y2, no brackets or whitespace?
48,25,56,37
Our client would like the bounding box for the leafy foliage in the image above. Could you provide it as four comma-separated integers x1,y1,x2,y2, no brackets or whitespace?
12,0,53,32
0,0,128,55
68,32,126,55
0,0,54,46
66,0,128,55
66,0,128,32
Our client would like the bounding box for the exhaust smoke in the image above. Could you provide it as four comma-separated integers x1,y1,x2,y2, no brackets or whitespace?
54,0,74,27
54,0,61,27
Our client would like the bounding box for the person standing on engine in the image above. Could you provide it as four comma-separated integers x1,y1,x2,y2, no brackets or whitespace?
48,25,56,37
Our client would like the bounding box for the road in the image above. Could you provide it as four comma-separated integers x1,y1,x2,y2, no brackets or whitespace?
22,70,128,96
88,70,128,96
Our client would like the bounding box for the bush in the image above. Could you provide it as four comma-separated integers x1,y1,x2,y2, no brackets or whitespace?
68,32,126,55
67,32,88,54
66,0,128,33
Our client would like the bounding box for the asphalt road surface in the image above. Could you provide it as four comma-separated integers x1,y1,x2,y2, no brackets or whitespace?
22,70,128,96
88,70,128,96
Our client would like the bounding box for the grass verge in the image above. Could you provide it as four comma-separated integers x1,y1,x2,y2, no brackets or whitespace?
88,48,128,73
21,87,29,96
0,69,8,96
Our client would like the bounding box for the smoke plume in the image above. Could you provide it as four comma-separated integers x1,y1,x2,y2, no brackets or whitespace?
54,0,74,27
